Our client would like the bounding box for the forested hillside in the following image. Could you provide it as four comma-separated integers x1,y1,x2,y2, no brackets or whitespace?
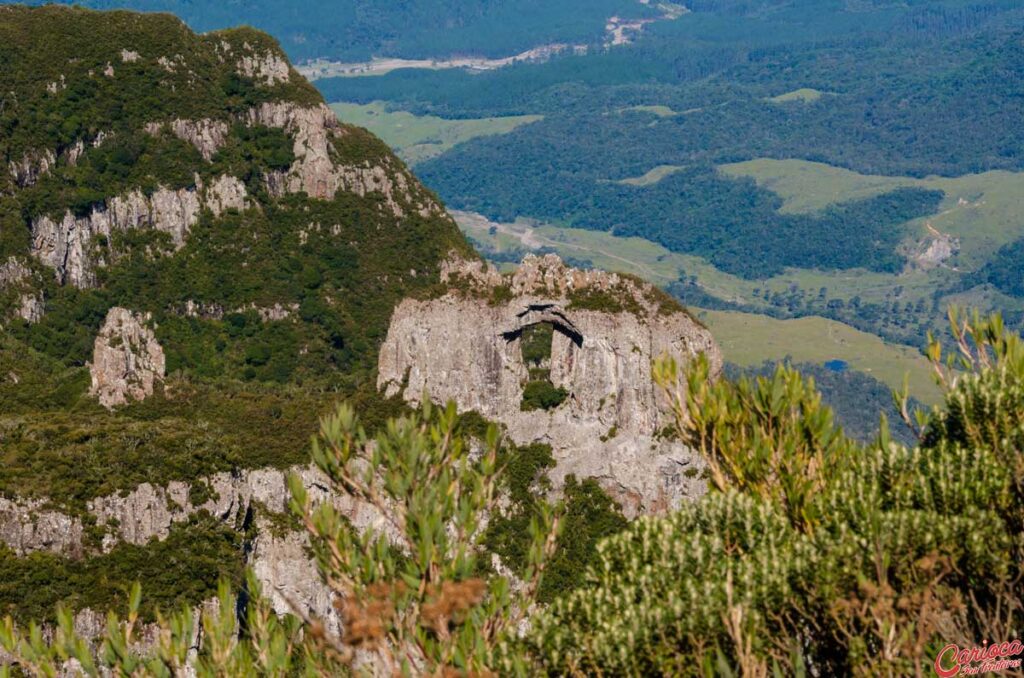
11,0,654,61
0,4,470,620
321,0,1024,375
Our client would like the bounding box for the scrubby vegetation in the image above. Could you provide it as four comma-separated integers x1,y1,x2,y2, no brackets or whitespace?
525,310,1024,674
725,360,926,446
483,443,629,603
0,514,243,625
5,311,1021,675
519,381,569,411
0,5,471,513
516,322,570,412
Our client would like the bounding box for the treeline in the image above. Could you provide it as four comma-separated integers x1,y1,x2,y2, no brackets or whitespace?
423,146,942,278
16,0,652,62
976,236,1024,298
326,13,1024,178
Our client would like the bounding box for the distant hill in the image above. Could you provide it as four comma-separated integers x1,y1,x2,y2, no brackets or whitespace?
8,0,655,62
0,3,469,621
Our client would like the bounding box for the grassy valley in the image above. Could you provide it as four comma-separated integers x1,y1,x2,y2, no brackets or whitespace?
330,101,541,165
311,1,1024,411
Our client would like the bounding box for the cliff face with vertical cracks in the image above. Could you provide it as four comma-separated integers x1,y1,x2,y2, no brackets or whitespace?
379,254,722,516
89,307,166,408
0,4,472,645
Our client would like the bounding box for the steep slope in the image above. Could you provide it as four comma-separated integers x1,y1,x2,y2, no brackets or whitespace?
0,4,469,626
379,254,721,516
0,6,720,637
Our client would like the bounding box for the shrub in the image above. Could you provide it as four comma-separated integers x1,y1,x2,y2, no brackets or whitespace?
522,310,1024,676
6,311,1023,677
520,380,569,411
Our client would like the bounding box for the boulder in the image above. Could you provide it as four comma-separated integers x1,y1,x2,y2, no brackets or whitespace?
89,307,166,408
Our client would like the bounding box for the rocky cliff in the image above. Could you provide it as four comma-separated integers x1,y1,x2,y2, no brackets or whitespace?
379,254,722,516
89,307,166,408
0,4,470,643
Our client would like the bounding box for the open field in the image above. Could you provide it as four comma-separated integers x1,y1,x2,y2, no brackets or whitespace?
331,102,542,165
617,164,685,185
625,104,680,117
696,310,943,403
768,88,828,103
455,211,964,308
720,159,1024,267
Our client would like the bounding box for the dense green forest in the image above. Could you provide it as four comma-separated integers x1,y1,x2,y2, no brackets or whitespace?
11,0,653,61
317,1,1024,351
424,154,943,277
977,236,1024,298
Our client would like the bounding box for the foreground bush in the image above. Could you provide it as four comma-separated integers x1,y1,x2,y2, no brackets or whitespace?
2,310,1021,676
523,310,1023,675
1,402,558,676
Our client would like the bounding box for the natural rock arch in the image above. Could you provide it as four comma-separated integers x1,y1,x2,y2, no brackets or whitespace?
377,254,723,516
501,304,584,349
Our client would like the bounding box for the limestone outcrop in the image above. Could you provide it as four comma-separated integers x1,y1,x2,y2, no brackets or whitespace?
0,496,85,558
0,257,44,322
169,118,230,160
0,465,358,640
378,254,722,516
247,101,440,216
235,45,291,86
0,257,31,287
89,307,166,408
16,294,44,323
8,149,55,187
31,177,247,287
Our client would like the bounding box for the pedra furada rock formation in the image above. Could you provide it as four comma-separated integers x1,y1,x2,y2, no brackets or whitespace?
378,253,723,517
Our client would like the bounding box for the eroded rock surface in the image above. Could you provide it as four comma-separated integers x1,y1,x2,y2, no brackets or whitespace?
0,257,31,287
0,496,85,557
31,177,247,287
169,118,230,160
8,149,55,188
89,307,166,408
378,254,722,516
0,466,355,641
247,101,439,216
235,45,291,86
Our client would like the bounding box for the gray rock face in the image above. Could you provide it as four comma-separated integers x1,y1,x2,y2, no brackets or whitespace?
8,149,55,187
89,307,166,408
0,257,44,322
169,118,230,161
378,254,722,516
0,465,353,645
911,229,960,269
30,177,247,287
235,46,291,86
246,101,440,217
251,518,343,636
0,257,31,287
16,294,44,323
0,496,85,557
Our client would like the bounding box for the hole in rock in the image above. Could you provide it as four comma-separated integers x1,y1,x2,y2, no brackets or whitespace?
510,322,571,411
